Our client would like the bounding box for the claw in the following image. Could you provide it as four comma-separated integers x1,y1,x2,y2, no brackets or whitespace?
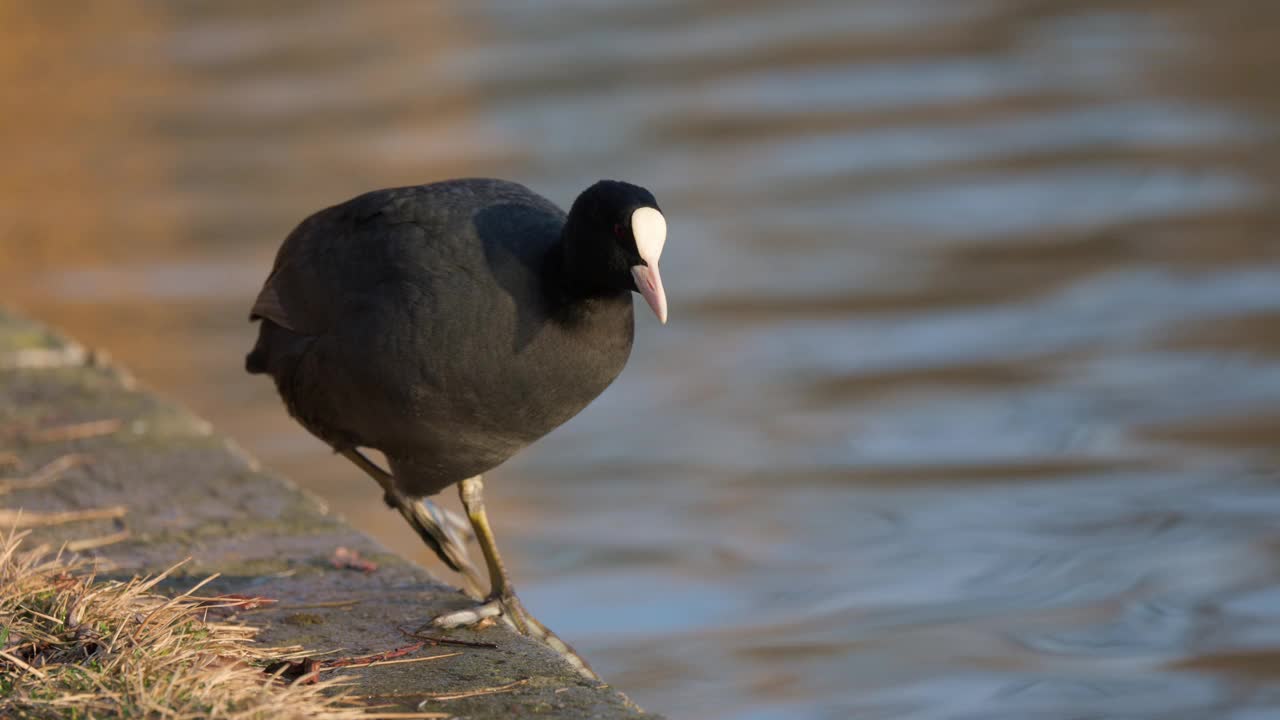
432,590,531,635
431,598,505,629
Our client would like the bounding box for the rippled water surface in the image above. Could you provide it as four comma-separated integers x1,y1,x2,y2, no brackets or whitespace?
5,1,1280,717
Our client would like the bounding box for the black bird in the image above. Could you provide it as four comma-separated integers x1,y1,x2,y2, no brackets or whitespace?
246,178,668,675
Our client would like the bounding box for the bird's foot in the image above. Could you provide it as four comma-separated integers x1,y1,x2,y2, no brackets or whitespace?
385,492,474,542
428,590,600,680
431,589,533,635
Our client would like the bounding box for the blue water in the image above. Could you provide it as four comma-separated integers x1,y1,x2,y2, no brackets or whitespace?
5,1,1280,717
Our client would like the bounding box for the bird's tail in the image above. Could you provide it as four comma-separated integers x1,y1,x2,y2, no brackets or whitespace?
245,346,269,374
244,320,280,375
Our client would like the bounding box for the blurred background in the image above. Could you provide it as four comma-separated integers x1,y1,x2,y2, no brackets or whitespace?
4,1,1280,717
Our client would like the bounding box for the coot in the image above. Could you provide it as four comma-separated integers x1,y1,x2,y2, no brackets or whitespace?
246,178,668,675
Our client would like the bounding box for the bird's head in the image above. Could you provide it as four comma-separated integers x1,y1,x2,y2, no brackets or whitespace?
564,180,668,324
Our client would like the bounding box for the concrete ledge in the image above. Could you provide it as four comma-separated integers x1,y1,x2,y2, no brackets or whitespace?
0,307,652,718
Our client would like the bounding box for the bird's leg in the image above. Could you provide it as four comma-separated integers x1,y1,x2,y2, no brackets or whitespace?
432,475,600,680
432,475,529,632
338,448,483,598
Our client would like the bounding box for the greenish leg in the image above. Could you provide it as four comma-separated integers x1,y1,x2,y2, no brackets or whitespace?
433,475,600,680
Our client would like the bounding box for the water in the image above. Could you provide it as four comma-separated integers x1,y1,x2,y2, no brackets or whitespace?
4,1,1280,717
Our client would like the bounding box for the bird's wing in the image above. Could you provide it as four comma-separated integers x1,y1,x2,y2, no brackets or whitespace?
250,191,416,336
249,207,338,335
249,277,294,329
249,181,559,336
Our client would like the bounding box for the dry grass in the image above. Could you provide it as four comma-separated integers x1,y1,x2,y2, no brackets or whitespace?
0,529,368,719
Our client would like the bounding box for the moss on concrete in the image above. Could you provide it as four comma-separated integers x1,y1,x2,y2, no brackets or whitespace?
0,307,653,718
